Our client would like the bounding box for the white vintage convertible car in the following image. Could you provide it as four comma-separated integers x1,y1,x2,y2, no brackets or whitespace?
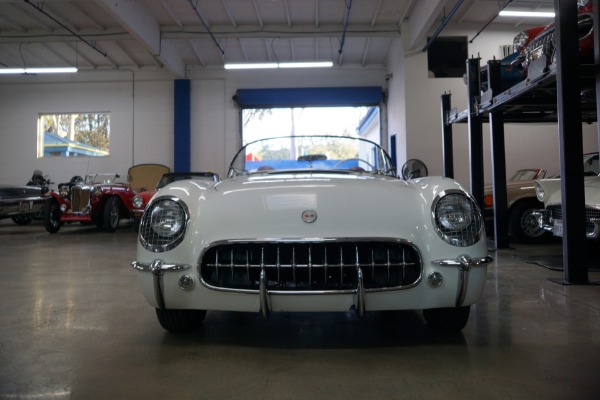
132,135,492,333
535,176,600,239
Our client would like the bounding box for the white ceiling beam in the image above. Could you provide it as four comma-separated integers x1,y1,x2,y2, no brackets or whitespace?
220,0,237,28
97,0,185,77
361,37,371,66
187,39,206,67
405,0,448,50
253,0,264,28
70,2,106,31
158,0,183,28
370,0,383,27
284,0,292,27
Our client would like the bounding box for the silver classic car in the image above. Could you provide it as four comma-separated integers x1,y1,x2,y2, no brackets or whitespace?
132,136,492,333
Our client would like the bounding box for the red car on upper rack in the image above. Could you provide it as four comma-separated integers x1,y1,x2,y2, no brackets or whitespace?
512,0,593,73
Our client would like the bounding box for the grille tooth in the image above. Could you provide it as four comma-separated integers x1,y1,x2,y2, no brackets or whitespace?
200,240,422,292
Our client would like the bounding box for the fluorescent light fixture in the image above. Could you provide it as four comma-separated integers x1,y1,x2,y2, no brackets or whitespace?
224,61,333,70
279,61,334,68
224,63,278,70
0,67,78,74
499,10,555,18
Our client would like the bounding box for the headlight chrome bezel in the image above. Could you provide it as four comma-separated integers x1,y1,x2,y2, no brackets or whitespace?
139,196,189,253
513,31,529,53
132,195,144,209
431,190,483,247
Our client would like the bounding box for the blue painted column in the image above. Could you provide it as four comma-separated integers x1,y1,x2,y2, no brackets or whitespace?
174,79,191,172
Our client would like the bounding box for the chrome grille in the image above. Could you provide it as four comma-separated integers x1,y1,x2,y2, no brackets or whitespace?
548,205,600,235
71,187,90,212
200,240,422,293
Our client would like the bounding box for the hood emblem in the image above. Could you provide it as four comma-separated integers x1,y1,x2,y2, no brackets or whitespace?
302,210,317,223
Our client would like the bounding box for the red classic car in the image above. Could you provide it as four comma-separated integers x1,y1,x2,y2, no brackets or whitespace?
43,164,168,233
513,0,593,71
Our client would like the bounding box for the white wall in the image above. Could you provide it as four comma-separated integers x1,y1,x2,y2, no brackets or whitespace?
0,67,387,185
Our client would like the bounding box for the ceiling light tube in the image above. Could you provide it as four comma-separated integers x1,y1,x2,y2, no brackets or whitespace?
499,10,555,18
224,63,278,70
26,67,78,73
224,61,333,70
278,61,333,68
0,67,78,74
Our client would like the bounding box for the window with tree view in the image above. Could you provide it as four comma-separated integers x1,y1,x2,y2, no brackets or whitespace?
38,113,110,158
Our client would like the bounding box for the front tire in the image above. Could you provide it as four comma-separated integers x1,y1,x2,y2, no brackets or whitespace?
423,306,470,332
43,199,62,233
155,309,207,333
103,197,120,232
509,199,551,244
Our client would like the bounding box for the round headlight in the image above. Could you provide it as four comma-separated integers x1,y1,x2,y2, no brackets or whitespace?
139,197,188,252
432,192,482,247
59,186,69,197
132,195,144,209
150,200,184,236
513,31,529,52
535,182,545,202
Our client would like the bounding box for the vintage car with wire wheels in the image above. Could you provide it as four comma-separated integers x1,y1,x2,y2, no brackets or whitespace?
43,172,134,233
43,164,167,233
131,171,220,230
0,170,52,225
535,155,600,239
483,168,552,244
131,135,492,333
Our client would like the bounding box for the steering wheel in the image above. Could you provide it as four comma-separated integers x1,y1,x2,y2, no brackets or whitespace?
333,158,375,171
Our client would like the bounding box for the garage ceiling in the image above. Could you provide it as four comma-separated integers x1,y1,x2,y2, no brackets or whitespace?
0,0,555,78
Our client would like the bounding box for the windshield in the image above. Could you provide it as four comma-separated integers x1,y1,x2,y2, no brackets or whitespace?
509,169,546,181
228,135,395,178
85,173,123,185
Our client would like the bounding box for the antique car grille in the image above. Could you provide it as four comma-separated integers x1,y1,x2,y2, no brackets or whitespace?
525,31,554,67
70,187,91,212
547,205,600,235
200,240,422,292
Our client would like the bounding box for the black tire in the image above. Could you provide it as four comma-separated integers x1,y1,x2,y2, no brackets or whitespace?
155,309,207,333
509,199,551,244
12,215,33,225
103,197,120,232
43,199,62,233
423,306,470,332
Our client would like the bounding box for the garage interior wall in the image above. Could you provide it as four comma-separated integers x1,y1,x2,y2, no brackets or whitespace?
0,27,598,188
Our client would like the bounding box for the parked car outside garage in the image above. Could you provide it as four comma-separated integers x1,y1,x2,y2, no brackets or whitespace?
131,135,492,333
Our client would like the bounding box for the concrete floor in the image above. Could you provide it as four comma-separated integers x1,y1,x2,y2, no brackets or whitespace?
0,218,599,400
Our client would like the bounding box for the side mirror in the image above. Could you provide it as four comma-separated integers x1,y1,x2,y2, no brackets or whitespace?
401,159,428,180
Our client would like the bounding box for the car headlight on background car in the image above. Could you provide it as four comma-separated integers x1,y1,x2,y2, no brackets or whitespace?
139,197,188,252
432,191,483,247
132,195,144,209
513,31,529,53
535,182,545,202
